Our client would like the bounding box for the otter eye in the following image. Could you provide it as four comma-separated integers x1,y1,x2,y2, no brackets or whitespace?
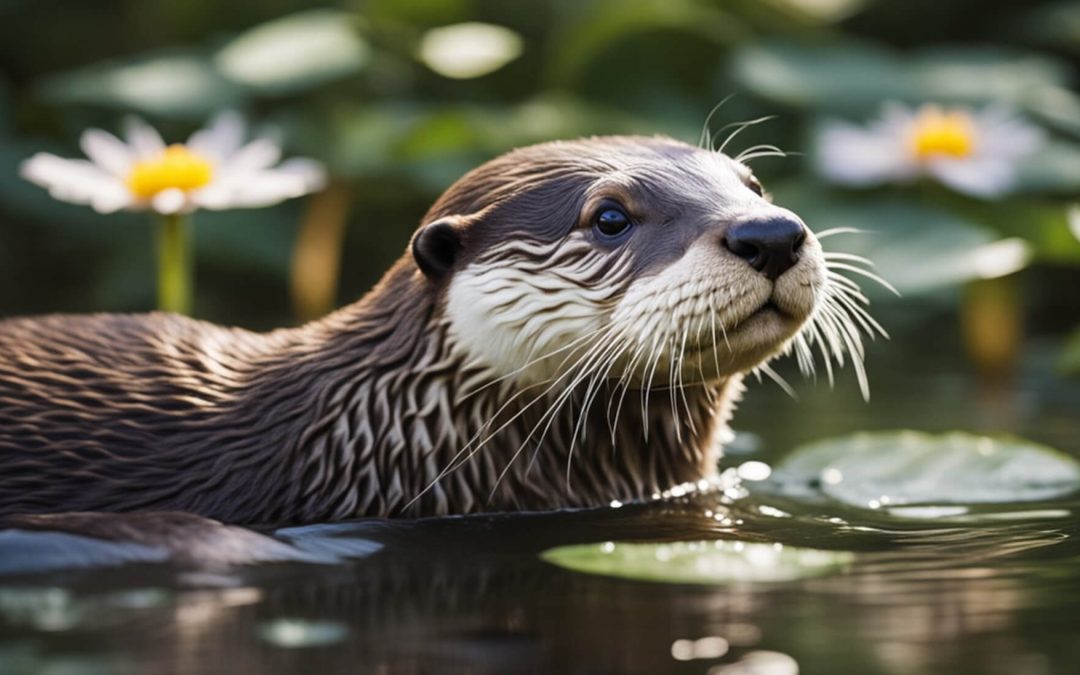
747,176,764,197
594,207,632,238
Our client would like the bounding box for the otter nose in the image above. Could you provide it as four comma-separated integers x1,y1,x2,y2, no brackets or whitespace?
723,216,807,280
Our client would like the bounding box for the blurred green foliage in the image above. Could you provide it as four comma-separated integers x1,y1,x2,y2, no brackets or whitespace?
0,0,1077,336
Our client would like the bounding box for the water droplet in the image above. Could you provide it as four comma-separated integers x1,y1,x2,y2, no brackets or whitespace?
737,461,772,481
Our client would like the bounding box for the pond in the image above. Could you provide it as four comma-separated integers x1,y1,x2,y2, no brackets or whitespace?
1,302,1078,675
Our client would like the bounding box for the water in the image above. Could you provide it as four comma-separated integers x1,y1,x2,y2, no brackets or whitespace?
1,310,1079,675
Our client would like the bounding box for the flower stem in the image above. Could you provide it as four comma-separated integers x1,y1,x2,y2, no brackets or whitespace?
157,213,193,314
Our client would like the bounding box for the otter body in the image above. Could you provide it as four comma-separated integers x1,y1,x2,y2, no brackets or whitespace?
0,136,873,524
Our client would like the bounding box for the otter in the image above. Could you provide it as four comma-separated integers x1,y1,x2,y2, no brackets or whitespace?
0,135,879,524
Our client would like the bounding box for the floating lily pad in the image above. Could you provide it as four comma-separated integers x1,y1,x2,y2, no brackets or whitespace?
767,431,1080,509
542,540,853,585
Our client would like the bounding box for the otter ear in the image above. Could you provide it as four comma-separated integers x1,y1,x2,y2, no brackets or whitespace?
412,216,465,279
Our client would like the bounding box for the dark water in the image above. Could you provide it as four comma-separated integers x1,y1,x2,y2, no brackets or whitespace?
1,311,1079,675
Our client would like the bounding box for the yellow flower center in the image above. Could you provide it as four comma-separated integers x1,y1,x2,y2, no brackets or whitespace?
126,144,213,199
910,106,976,161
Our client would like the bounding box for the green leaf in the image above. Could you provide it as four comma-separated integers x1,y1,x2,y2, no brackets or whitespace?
215,10,370,95
38,50,242,119
1014,143,1080,194
307,96,649,180
767,431,1080,509
1060,327,1080,376
542,540,853,585
1023,1,1080,55
732,40,1080,123
953,200,1080,264
548,0,741,85
771,187,1031,295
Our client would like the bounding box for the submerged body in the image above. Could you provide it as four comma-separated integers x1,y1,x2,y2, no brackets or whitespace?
0,136,876,524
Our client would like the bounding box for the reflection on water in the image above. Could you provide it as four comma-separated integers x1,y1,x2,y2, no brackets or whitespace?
1,311,1079,675
1,488,1077,675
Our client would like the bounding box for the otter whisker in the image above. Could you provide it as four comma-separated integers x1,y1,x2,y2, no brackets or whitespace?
822,251,877,267
444,325,612,465
605,331,652,443
667,333,684,444
503,350,617,494
699,94,737,150
814,226,865,239
735,144,788,163
803,307,840,386
412,323,622,510
693,314,718,406
736,143,784,159
565,341,629,489
791,330,817,379
639,331,667,440
753,362,798,399
573,336,627,446
829,286,889,339
825,269,870,297
716,115,778,154
481,338,617,503
825,261,900,296
458,321,614,399
816,299,871,399
504,330,624,495
708,304,723,381
676,325,699,438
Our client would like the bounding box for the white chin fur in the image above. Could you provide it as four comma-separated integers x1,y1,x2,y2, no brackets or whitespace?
445,241,614,384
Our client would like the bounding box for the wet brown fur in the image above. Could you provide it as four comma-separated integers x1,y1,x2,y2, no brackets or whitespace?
0,137,746,524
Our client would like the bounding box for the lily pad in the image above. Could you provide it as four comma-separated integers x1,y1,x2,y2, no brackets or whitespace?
542,540,852,585
39,50,241,118
417,23,523,79
731,40,1078,120
767,431,1080,509
215,10,369,95
770,187,1032,295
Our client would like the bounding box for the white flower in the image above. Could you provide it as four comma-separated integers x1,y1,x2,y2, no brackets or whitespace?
816,102,1044,198
21,112,327,214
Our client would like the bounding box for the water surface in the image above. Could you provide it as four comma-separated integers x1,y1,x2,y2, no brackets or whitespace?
1,310,1078,675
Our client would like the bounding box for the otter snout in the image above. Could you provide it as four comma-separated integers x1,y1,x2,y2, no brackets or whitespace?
722,214,807,280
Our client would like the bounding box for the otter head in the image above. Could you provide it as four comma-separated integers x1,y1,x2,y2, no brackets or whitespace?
411,135,873,392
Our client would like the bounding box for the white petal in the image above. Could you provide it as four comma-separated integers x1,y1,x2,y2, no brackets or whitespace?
187,110,246,161
193,171,307,210
926,158,1015,198
123,116,166,158
874,102,917,135
976,117,1045,161
220,138,282,173
21,153,134,212
275,158,327,191
151,188,188,214
190,184,233,210
90,187,134,213
79,129,133,176
816,122,915,186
